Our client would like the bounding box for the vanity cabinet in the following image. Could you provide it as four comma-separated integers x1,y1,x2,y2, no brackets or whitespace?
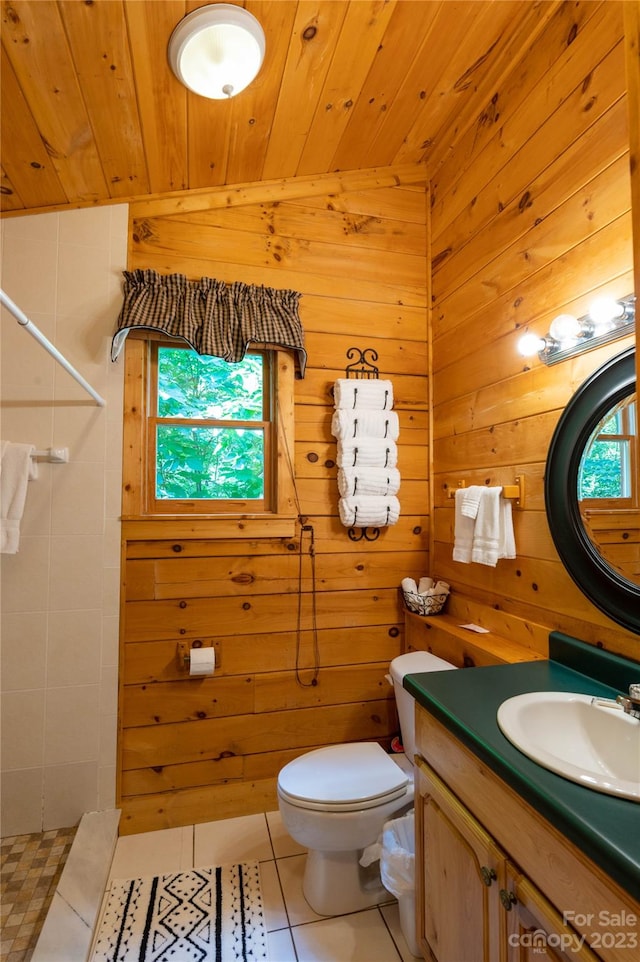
416,758,598,962
415,706,639,962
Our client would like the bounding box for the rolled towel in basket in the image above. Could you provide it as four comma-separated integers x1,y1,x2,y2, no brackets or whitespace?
336,439,398,469
334,378,394,410
331,409,399,442
339,495,400,528
337,467,400,498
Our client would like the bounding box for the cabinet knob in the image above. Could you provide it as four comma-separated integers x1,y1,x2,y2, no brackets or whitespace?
499,889,517,911
480,866,497,887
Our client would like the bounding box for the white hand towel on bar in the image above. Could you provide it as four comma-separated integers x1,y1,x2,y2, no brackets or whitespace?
452,488,474,563
334,378,394,410
331,409,399,442
461,485,485,519
337,467,400,498
336,440,398,469
471,487,516,566
1,441,36,554
339,495,400,528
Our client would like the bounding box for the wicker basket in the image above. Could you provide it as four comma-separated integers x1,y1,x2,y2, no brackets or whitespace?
402,588,449,616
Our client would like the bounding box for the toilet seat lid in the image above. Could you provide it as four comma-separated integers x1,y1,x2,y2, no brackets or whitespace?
277,742,409,810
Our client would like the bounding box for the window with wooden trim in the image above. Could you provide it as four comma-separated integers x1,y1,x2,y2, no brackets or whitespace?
579,395,637,506
122,335,297,521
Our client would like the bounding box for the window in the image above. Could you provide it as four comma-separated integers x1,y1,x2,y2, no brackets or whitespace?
151,343,272,512
122,335,296,523
579,395,637,505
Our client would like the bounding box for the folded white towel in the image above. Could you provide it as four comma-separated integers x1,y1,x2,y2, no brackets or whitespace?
471,487,516,566
337,467,400,498
339,495,400,528
452,488,474,564
334,378,394,410
461,485,485,519
336,440,398,469
1,441,35,554
331,409,400,442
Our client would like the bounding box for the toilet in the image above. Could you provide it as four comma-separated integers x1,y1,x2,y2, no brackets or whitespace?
277,650,456,916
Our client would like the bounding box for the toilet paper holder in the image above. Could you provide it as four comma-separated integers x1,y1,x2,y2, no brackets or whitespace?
176,640,220,671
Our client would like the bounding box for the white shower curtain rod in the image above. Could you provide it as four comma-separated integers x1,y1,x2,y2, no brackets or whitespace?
0,288,106,407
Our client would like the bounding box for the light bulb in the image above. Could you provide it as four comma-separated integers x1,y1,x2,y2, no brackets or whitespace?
517,333,546,357
588,296,624,331
549,313,580,341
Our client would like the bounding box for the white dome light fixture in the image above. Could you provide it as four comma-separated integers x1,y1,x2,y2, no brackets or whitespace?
168,4,265,100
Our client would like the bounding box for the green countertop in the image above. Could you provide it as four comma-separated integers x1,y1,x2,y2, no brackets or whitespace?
404,633,640,901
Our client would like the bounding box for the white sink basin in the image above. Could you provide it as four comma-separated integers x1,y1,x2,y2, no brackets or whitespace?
497,691,640,802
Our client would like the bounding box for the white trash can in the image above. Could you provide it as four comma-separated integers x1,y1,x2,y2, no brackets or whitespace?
380,811,419,957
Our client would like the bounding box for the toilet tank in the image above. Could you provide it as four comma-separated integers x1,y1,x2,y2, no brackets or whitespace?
389,651,456,763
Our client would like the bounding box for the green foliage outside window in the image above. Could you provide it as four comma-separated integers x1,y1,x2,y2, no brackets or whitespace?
155,347,266,501
579,439,627,498
579,398,635,500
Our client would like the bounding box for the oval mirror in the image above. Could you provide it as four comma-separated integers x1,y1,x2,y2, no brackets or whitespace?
545,347,639,634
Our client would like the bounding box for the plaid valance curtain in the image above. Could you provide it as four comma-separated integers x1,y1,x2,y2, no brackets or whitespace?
111,269,307,378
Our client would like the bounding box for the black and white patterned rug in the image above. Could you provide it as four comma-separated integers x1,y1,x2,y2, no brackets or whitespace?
91,861,267,962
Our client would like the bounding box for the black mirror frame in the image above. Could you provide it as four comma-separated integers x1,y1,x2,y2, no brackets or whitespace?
545,346,639,635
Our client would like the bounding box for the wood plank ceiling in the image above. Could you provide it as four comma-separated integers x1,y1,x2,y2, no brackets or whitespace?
1,0,559,216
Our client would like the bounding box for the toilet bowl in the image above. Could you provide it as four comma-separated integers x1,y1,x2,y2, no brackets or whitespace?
277,649,456,916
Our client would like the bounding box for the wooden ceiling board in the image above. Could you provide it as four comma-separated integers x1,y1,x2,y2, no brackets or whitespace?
58,0,150,199
261,0,349,181
363,0,496,168
225,1,298,185
295,0,398,176
124,0,188,195
328,0,445,173
0,48,67,208
0,164,23,211
1,0,108,203
1,0,564,216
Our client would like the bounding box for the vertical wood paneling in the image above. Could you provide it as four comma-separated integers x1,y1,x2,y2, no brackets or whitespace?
125,0,188,195
430,0,637,657
119,176,428,833
1,0,107,203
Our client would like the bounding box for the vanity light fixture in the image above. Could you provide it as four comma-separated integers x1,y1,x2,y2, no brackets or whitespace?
168,3,265,100
517,294,636,366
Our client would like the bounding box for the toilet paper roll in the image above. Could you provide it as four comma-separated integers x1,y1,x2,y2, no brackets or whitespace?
189,647,215,677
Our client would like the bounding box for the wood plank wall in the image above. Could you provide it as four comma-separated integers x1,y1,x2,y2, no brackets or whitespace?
430,0,638,659
119,174,429,833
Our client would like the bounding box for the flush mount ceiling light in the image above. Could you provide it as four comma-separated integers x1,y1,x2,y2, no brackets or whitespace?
168,3,265,100
517,294,636,365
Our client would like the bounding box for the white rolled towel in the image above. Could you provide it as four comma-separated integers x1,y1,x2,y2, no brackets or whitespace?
339,495,400,528
337,467,400,498
331,409,399,442
401,577,418,593
336,440,398,469
334,378,394,410
418,577,434,593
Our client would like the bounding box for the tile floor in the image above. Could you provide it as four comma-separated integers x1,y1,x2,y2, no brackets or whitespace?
95,810,420,962
1,827,77,962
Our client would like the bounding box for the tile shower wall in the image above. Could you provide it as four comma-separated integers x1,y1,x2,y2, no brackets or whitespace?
0,205,127,835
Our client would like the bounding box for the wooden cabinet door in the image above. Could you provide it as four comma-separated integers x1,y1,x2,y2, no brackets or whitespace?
504,866,602,962
416,756,506,962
